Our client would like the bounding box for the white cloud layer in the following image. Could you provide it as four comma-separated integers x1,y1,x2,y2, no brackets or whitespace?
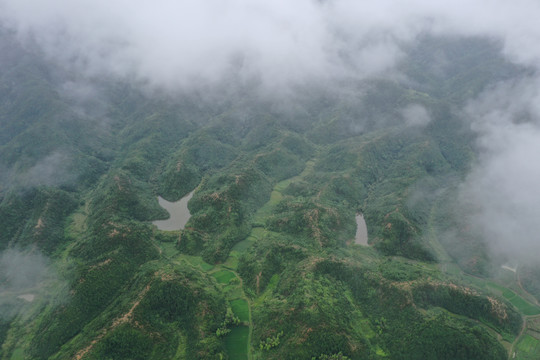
1,0,540,90
2,0,540,262
462,77,540,261
402,104,431,127
0,248,64,319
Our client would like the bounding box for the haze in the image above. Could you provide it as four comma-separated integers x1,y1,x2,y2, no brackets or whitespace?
2,0,540,262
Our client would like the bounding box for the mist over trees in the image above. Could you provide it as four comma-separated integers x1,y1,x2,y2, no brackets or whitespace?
1,1,540,359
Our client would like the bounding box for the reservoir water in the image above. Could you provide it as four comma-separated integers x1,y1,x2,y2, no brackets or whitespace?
355,213,369,245
152,191,194,231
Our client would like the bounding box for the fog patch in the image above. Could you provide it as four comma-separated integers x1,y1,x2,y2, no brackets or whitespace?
6,0,540,93
401,104,431,127
0,163,14,193
23,151,75,187
460,76,540,263
59,80,108,118
0,248,65,319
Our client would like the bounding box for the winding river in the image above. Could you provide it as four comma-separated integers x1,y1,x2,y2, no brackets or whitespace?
152,191,194,231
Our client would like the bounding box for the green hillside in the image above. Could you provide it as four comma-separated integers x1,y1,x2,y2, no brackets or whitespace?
0,29,538,360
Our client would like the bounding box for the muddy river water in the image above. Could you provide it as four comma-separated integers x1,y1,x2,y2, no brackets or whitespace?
355,213,369,245
152,191,194,231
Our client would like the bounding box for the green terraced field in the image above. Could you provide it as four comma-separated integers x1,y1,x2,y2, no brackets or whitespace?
252,190,283,224
230,298,250,323
516,334,540,359
179,254,214,271
9,348,24,360
223,256,239,270
254,274,279,306
503,291,540,316
231,238,255,252
225,326,249,360
224,284,244,299
212,270,237,284
476,281,540,316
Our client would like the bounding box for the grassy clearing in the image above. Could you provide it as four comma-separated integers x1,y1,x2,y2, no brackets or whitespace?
443,263,463,277
212,270,237,284
173,334,187,359
200,262,214,272
485,281,508,293
232,238,255,252
252,161,315,225
224,285,244,299
496,268,517,285
251,227,267,239
501,340,513,354
375,346,388,357
273,179,293,193
424,204,452,263
468,279,540,316
510,297,540,316
223,256,239,270
527,317,540,333
10,348,24,360
254,274,279,306
159,242,179,257
253,190,282,224
277,159,315,190
516,334,540,359
503,289,517,299
358,319,377,339
501,290,540,316
230,299,250,323
65,211,88,238
225,326,249,360
178,254,214,271
527,330,540,341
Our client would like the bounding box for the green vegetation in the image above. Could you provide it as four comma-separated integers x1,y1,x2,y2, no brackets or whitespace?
225,326,250,360
259,330,283,351
216,308,241,337
413,282,522,336
504,294,540,316
212,270,237,284
231,299,250,323
515,335,540,360
0,32,537,360
89,324,153,360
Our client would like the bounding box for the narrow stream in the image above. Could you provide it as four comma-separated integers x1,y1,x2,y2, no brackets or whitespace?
152,191,194,231
355,213,369,245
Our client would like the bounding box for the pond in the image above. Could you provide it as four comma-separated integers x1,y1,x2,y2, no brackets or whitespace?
355,213,369,246
152,191,194,231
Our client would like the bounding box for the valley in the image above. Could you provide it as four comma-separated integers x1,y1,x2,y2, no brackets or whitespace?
1,27,540,360
153,191,195,231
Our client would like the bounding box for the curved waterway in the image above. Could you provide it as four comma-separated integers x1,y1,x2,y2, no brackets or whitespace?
152,191,194,231
355,214,369,245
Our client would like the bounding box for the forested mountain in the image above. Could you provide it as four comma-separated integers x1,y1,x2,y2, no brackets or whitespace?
1,25,540,360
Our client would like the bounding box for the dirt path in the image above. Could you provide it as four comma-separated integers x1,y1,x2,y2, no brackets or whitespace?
516,270,540,306
74,281,152,360
231,268,254,360
510,316,528,358
231,159,316,359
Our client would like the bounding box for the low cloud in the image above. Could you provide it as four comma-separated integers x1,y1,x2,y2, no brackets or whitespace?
1,0,539,93
401,104,431,127
23,151,74,187
460,77,540,262
0,248,64,319
2,0,540,266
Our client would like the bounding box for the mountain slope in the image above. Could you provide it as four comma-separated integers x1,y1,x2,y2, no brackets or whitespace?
0,31,538,360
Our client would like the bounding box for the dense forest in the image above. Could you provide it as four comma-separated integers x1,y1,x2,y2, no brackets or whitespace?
1,26,540,360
